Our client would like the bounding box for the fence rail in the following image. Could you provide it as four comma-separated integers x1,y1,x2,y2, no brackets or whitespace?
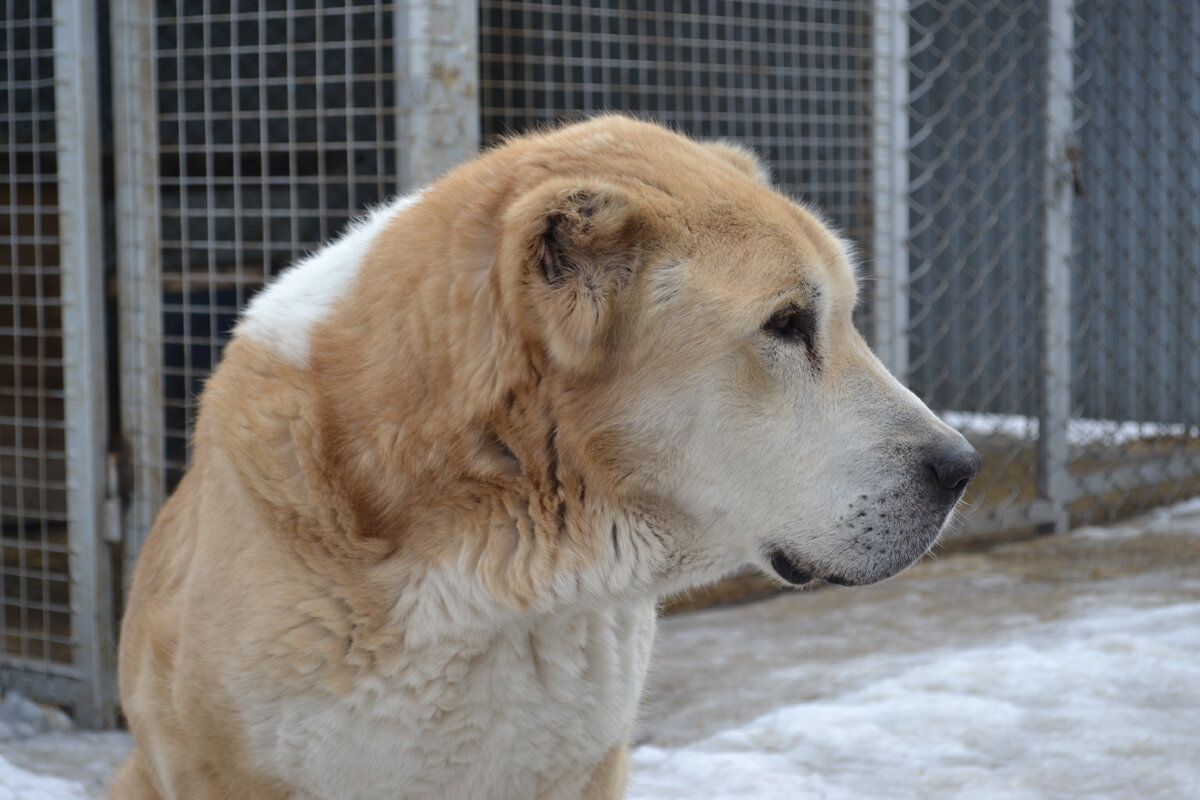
2,0,1197,726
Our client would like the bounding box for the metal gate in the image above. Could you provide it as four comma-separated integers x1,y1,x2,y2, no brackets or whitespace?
0,0,114,727
2,0,1198,726
478,0,877,254
111,0,880,567
111,0,477,568
889,0,1200,533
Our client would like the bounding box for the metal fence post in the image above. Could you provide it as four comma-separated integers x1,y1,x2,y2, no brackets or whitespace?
1038,0,1075,533
53,0,116,728
111,0,165,578
396,0,480,189
872,0,911,382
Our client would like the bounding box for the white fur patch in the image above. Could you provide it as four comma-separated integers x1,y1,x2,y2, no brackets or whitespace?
235,191,424,365
243,563,656,799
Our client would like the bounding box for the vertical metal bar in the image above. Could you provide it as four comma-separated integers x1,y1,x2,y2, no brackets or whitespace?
871,0,910,382
1038,0,1075,533
53,0,116,728
396,0,480,189
111,0,165,577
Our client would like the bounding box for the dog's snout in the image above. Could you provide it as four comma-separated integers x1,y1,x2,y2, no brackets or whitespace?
929,443,982,493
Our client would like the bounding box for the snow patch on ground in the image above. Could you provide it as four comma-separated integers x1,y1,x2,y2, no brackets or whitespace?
0,693,125,799
0,694,71,742
0,757,90,800
940,410,1199,447
1073,494,1200,541
629,602,1200,800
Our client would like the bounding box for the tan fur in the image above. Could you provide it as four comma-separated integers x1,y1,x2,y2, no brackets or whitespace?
579,744,630,798
113,116,977,799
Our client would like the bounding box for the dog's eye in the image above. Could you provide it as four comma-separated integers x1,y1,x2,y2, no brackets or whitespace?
763,305,817,350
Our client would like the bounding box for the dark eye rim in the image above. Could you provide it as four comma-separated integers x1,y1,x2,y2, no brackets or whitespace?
763,304,818,349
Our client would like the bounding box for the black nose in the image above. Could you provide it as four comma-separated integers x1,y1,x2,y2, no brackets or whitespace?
929,444,982,493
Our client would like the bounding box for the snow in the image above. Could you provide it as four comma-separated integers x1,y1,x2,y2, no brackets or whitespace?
3,499,1200,799
629,602,1200,800
1071,494,1200,541
0,757,90,800
940,410,1199,447
626,497,1200,800
0,732,128,799
0,694,71,742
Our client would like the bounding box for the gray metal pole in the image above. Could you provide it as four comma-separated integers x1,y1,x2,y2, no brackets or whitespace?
53,0,116,729
111,0,165,578
1038,0,1076,533
871,0,911,383
395,0,481,189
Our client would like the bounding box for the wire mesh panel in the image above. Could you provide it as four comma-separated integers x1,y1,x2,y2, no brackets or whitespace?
114,1,446,563
1,0,73,684
1,0,113,725
151,1,401,488
109,1,1200,588
479,0,876,258
902,0,1200,532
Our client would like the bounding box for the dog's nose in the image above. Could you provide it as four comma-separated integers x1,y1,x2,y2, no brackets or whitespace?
929,444,982,492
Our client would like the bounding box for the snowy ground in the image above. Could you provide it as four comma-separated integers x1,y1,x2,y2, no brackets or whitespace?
4,499,1200,799
939,410,1200,447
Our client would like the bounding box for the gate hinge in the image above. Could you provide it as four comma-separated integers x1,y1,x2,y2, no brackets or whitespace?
1066,143,1083,197
103,451,124,544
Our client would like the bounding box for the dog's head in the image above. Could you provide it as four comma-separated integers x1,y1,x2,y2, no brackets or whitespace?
487,117,980,593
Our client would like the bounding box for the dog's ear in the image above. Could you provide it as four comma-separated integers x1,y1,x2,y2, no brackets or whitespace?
539,186,638,285
503,180,647,371
703,140,772,186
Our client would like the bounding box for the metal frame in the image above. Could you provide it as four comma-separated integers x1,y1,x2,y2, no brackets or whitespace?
53,0,116,728
111,0,483,573
396,0,480,188
1036,0,1076,533
108,0,1200,572
871,0,911,382
1,0,67,716
111,0,165,576
0,0,115,728
0,0,1191,726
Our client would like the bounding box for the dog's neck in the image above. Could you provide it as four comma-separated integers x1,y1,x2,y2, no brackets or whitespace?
205,335,690,612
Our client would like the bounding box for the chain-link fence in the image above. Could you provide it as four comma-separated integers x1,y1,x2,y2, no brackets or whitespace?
897,0,1200,534
1068,0,1200,520
2,0,1198,724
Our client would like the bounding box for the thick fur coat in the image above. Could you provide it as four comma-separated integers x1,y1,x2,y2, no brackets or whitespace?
111,117,978,799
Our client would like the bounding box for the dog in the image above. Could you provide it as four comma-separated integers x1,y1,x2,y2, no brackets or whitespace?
110,116,980,799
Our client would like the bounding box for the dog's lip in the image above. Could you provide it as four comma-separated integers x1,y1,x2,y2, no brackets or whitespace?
768,549,861,587
769,550,815,586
